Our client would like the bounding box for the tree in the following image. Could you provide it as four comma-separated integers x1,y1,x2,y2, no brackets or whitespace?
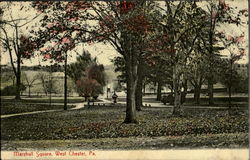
32,1,92,110
67,50,105,98
1,71,16,86
145,56,172,102
89,1,158,122
23,72,39,97
76,64,105,101
218,32,246,109
32,1,154,122
1,83,26,96
73,63,105,100
38,72,56,96
111,56,149,111
87,64,106,87
156,1,207,115
76,78,102,101
200,0,248,105
186,51,207,104
68,50,96,83
0,2,39,99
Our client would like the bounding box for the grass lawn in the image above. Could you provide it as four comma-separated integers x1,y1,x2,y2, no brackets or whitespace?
1,105,248,150
1,103,75,115
1,133,247,150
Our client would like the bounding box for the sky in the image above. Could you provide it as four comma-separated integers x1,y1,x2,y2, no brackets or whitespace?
0,0,248,67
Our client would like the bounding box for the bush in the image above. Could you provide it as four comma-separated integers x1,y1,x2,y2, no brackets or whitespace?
162,94,174,105
1,84,26,96
161,93,186,105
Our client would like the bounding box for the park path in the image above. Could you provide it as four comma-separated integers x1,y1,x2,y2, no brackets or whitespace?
1,102,86,119
1,98,112,119
1,98,236,119
116,100,232,109
1,109,62,119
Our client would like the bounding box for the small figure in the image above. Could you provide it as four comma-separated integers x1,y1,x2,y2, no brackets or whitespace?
112,92,118,103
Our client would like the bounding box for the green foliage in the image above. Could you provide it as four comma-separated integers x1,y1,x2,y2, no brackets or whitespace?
1,106,248,141
1,84,26,96
75,63,106,98
219,62,247,93
67,51,96,83
235,77,248,93
87,64,106,86
111,56,126,83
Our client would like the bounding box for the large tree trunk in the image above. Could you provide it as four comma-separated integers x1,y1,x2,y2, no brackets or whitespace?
28,86,31,97
64,52,68,110
228,59,233,110
194,84,201,104
143,81,146,95
181,79,188,104
208,9,215,106
124,55,138,123
135,59,143,111
208,80,214,105
156,81,162,101
135,77,143,111
15,55,21,100
172,64,182,116
228,86,232,110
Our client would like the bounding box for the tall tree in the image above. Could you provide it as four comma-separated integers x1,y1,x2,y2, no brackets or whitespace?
32,1,91,110
68,51,96,83
90,1,158,122
23,72,39,97
0,2,39,99
157,1,207,115
201,0,247,105
218,32,246,109
76,64,106,101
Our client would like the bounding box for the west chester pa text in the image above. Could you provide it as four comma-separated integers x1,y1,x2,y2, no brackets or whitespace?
13,151,96,157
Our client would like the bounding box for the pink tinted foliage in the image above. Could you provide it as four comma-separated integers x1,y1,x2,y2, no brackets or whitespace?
69,17,79,21
212,10,217,19
219,0,225,5
76,78,101,97
47,23,53,28
66,1,91,12
41,47,52,52
235,36,244,43
119,1,135,14
19,35,37,58
87,41,94,45
223,4,230,10
227,35,234,41
44,53,51,59
122,14,151,34
62,37,71,44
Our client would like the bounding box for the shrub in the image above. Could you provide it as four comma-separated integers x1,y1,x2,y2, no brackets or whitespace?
1,84,26,96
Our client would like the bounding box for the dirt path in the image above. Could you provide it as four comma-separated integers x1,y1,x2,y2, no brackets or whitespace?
1,97,241,119
0,102,86,119
1,98,112,118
